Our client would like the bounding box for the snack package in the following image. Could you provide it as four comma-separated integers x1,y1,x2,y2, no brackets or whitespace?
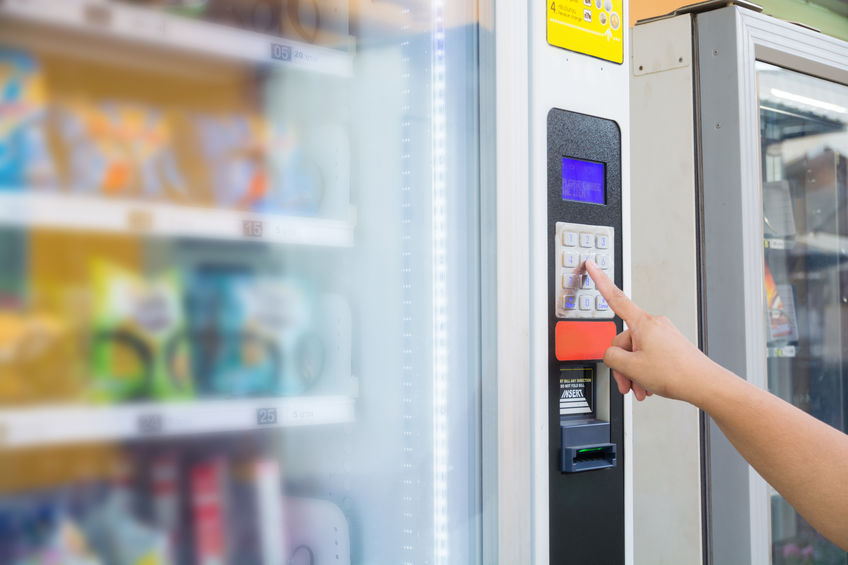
187,267,326,397
150,452,181,558
89,261,192,402
764,262,799,343
186,267,278,397
266,123,323,215
188,113,270,211
0,47,57,188
229,457,287,565
0,311,84,405
190,458,229,565
84,457,170,565
56,101,189,201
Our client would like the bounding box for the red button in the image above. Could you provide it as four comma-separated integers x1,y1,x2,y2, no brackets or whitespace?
555,321,616,361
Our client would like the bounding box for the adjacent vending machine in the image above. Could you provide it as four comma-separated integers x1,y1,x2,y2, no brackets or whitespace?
0,0,632,563
632,2,848,564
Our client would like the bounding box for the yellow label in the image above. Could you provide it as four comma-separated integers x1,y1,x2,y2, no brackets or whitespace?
547,0,624,64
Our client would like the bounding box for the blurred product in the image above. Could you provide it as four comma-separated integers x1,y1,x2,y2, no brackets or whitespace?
267,123,324,215
206,0,282,35
0,47,57,188
190,457,230,565
280,0,350,47
84,458,170,565
188,113,271,212
188,266,330,397
230,457,287,565
764,262,799,343
0,311,84,405
0,508,103,565
161,0,211,18
90,260,193,402
151,452,182,559
56,101,189,201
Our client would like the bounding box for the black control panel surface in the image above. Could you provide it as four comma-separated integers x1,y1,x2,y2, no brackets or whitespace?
547,108,624,565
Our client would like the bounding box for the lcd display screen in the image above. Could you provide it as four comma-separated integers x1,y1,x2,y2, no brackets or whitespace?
561,157,605,204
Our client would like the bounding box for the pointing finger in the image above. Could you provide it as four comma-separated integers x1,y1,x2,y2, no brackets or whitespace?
585,260,644,324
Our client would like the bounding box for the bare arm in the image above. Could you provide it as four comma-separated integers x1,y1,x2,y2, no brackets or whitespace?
585,260,848,550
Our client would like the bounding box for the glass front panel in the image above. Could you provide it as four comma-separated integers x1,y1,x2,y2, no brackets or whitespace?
0,2,483,564
758,62,848,565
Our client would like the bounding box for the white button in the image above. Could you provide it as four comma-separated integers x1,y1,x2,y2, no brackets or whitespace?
581,253,596,265
580,233,594,248
579,294,593,311
562,274,579,289
597,296,609,311
563,295,577,310
562,252,579,268
582,275,595,290
562,231,578,247
596,254,610,269
596,234,609,249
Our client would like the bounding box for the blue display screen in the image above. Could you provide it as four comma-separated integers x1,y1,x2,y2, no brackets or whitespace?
561,157,605,204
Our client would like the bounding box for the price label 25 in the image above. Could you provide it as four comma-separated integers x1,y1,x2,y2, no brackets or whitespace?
257,408,278,426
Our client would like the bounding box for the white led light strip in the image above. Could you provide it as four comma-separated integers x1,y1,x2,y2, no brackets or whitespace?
431,0,449,563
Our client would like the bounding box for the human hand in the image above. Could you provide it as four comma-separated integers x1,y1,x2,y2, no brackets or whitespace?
584,260,716,404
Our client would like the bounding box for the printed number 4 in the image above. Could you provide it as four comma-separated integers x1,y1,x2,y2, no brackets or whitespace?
550,1,556,10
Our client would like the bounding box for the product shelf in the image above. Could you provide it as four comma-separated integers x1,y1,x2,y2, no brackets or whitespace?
0,394,356,449
0,0,354,77
0,192,356,247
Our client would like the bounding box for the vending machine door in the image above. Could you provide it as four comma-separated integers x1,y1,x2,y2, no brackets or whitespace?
0,2,489,564
696,6,848,564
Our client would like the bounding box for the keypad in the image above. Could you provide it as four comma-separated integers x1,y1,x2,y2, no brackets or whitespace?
555,222,615,320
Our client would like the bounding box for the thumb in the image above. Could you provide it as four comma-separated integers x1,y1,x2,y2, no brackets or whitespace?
603,345,639,375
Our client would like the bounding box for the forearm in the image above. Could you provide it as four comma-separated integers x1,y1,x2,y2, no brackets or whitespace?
692,363,848,550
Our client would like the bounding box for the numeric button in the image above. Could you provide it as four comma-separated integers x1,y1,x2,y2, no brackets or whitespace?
580,233,594,248
562,274,579,289
596,254,610,269
562,231,578,247
562,251,579,268
581,275,595,290
596,234,610,249
578,294,593,311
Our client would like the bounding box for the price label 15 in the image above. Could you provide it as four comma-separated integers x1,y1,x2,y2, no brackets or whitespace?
243,219,264,238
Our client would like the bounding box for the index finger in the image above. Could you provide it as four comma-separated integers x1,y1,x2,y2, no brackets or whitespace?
585,260,644,323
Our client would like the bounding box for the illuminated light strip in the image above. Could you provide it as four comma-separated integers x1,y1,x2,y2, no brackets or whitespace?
400,6,416,565
770,88,847,114
431,1,449,564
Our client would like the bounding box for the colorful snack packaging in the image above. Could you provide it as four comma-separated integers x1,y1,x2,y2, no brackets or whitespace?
188,113,270,211
56,101,189,201
0,47,57,189
89,260,193,402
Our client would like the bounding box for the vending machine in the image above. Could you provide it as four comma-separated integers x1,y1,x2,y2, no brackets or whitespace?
0,0,634,564
632,2,848,564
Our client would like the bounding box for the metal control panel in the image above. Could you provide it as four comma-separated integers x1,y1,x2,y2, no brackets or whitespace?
555,221,614,319
547,108,624,564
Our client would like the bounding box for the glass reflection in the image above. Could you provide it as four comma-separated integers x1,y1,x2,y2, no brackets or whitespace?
758,62,848,565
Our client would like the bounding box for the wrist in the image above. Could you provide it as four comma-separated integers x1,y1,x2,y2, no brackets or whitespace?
690,361,745,414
